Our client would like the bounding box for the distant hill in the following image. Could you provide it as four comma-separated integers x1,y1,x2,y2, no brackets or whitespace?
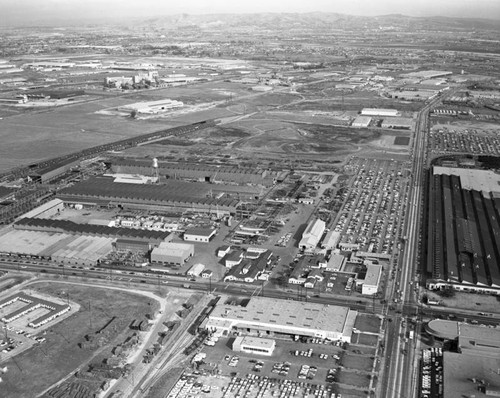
133,12,500,32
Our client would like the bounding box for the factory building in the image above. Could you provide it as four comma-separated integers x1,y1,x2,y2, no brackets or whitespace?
203,296,357,342
18,198,64,220
28,158,81,183
109,158,280,187
150,242,194,267
426,166,500,295
118,99,184,114
299,218,326,254
0,229,114,266
57,177,240,216
361,108,399,117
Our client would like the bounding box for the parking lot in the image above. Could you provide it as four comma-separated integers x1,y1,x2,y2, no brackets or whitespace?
332,158,409,256
167,332,380,398
428,125,500,156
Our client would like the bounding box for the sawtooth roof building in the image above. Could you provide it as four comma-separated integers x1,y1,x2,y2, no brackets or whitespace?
426,166,500,294
203,296,357,342
109,158,283,187
57,177,240,216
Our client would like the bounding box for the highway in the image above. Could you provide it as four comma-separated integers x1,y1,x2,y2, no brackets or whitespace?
380,90,460,398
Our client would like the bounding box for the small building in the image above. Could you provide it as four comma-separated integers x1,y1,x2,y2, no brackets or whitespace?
183,227,216,243
201,269,213,279
217,245,231,258
187,263,205,277
225,250,244,268
357,264,382,295
304,277,317,289
351,116,372,128
232,336,276,356
150,242,194,267
325,254,346,272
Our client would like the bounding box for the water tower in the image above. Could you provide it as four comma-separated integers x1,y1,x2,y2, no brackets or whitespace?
152,157,159,182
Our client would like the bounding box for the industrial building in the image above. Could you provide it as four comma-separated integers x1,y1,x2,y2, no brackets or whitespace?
28,158,81,183
381,117,414,130
57,177,240,216
0,229,114,266
108,158,282,187
187,263,205,277
183,228,216,243
150,242,194,267
118,99,184,114
18,198,64,220
299,218,326,253
14,217,172,244
232,336,276,356
351,116,372,128
321,231,341,250
361,108,399,117
203,296,357,342
426,166,500,294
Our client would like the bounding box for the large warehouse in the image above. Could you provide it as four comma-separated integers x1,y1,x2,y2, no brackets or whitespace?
426,166,500,294
108,158,283,187
57,176,240,215
299,218,326,253
0,229,114,266
150,242,194,266
203,297,357,342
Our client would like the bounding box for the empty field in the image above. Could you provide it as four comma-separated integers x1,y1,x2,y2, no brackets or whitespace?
1,282,159,398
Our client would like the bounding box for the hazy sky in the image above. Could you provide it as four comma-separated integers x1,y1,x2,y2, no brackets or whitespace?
1,0,499,25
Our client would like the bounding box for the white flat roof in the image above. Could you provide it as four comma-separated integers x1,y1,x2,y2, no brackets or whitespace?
209,296,351,335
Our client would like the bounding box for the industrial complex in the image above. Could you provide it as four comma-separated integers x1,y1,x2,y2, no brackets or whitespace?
426,166,500,294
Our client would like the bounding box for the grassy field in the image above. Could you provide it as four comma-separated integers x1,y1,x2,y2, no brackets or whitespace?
337,370,371,389
354,315,382,334
356,333,379,347
1,282,158,398
342,354,375,373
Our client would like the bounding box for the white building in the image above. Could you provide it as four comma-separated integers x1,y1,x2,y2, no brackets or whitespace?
352,116,372,128
361,108,399,117
204,296,357,342
325,254,346,272
321,231,341,250
299,218,326,253
183,228,216,243
357,264,382,295
233,336,276,356
187,263,205,277
150,242,194,266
